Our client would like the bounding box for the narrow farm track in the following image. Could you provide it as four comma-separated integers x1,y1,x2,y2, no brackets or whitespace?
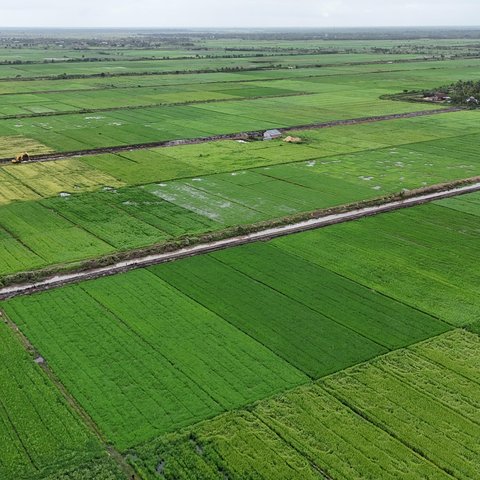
0,107,460,164
1,180,478,300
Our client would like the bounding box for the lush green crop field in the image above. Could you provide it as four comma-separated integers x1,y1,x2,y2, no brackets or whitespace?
0,53,423,80
130,329,480,479
322,330,480,479
0,92,442,155
0,57,476,96
0,320,114,480
4,192,472,454
130,401,447,480
2,57,479,118
1,110,479,279
8,56,480,156
2,270,306,450
210,242,449,349
276,193,480,326
2,32,480,480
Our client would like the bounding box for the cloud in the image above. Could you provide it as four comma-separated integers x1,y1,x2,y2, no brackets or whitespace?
0,0,478,27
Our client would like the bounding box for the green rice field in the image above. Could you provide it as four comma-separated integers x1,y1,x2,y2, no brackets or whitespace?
1,110,479,280
1,29,480,480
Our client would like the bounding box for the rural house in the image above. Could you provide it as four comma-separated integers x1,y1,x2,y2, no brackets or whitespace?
263,129,282,140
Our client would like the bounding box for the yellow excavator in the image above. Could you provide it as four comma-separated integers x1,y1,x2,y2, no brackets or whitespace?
12,152,29,164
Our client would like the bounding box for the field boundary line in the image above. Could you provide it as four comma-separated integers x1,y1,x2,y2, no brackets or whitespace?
0,107,459,164
1,179,479,299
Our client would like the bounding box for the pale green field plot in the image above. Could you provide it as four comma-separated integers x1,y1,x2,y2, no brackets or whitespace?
132,329,480,479
0,135,53,158
322,330,480,479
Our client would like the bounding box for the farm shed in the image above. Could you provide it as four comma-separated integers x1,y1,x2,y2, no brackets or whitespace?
263,129,282,140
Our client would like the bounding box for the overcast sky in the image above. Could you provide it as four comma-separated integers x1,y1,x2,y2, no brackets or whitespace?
1,0,478,28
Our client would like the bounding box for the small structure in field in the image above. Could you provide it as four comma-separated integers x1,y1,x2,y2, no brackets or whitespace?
283,136,302,144
466,96,479,105
433,92,449,101
263,129,282,141
423,92,450,102
12,152,29,164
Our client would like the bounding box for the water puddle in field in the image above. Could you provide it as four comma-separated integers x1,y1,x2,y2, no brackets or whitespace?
156,460,166,474
102,186,117,192
191,178,203,182
320,159,342,165
59,192,71,197
189,437,204,455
